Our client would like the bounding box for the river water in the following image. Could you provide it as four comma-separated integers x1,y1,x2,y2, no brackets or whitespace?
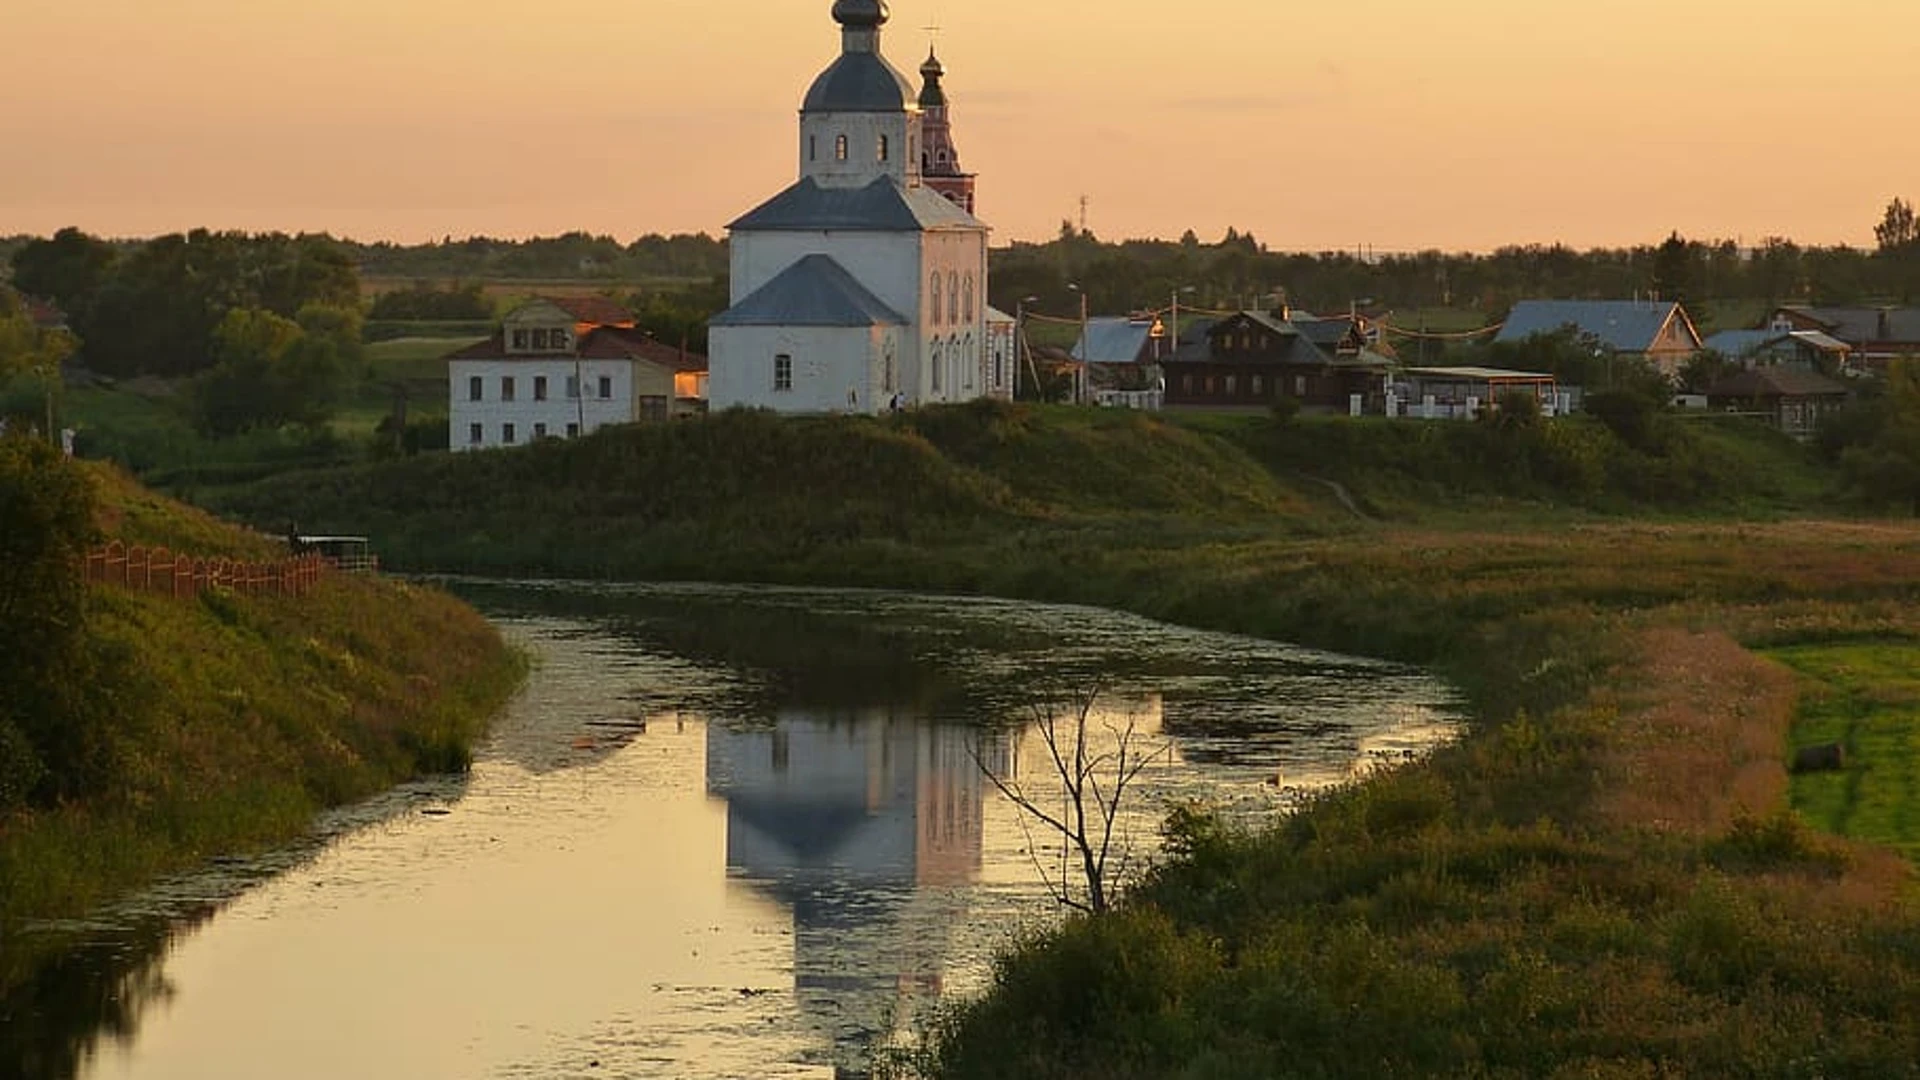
6,583,1462,1080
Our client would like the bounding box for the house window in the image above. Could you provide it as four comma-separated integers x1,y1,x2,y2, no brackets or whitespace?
510,330,529,351
835,134,848,161
534,376,548,401
774,353,793,391
930,272,943,324
1294,375,1308,396
566,422,580,438
1225,375,1238,395
963,274,974,322
1182,374,1195,393
532,329,550,349
1241,333,1252,351
501,376,516,403
502,422,516,445
1205,376,1216,394
598,375,613,400
566,375,580,399
468,375,483,402
533,422,548,439
640,396,669,423
878,134,889,162
930,342,943,392
1252,375,1265,396
468,422,483,445
550,330,569,352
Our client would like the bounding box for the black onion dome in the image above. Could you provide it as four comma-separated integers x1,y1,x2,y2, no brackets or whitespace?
831,0,888,27
918,48,947,108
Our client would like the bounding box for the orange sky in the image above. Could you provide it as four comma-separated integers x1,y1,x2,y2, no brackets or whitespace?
3,0,1914,251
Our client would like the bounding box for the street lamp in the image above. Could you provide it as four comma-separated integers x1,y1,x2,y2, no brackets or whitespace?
1015,294,1039,401
1067,283,1090,405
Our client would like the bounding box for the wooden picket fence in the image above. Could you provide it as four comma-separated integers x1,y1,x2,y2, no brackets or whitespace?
82,541,330,599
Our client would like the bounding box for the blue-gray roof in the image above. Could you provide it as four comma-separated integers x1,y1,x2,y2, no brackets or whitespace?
1704,330,1774,356
710,254,908,328
804,51,914,113
730,176,985,232
1072,318,1156,364
1496,300,1694,353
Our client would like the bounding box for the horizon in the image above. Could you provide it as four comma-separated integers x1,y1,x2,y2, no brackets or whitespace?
4,1,1915,251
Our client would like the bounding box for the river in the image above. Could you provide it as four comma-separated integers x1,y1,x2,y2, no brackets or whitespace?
5,583,1462,1079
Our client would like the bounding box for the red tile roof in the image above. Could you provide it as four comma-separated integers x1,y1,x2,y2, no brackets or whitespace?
543,295,635,327
443,329,707,372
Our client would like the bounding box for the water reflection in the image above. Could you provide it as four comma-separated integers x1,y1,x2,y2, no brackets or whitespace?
3,583,1462,1080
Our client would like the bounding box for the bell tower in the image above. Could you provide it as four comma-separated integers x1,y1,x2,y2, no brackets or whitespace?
917,47,976,215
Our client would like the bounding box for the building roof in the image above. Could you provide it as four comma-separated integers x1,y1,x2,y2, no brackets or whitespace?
729,176,985,233
541,295,635,327
918,47,948,109
984,305,1015,326
445,327,708,371
1071,318,1157,364
1496,300,1695,353
1707,329,1853,357
1707,367,1850,399
1777,305,1920,346
1401,366,1556,381
1292,316,1362,349
710,254,909,328
804,51,915,113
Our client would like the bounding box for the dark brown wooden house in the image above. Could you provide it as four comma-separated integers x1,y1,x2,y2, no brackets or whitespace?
1705,366,1851,439
1164,311,1389,411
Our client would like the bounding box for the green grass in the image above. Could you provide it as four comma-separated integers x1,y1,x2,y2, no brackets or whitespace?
1773,641,1920,857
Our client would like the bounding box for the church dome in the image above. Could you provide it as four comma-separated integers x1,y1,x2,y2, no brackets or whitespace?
804,0,913,113
831,0,888,27
918,47,947,108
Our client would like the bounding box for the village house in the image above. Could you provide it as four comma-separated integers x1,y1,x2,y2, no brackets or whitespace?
1161,310,1390,412
447,296,708,453
1703,328,1854,374
1704,366,1851,439
1496,299,1703,377
1388,367,1573,420
1767,306,1920,370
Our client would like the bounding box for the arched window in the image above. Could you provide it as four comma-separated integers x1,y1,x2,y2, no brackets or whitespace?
809,135,817,161
930,272,942,324
993,346,1004,389
963,274,975,322
963,333,975,389
949,335,961,396
884,339,897,393
835,134,848,161
930,341,943,392
878,134,889,162
947,272,959,328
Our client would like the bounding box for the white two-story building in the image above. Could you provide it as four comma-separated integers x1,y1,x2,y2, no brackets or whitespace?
448,297,707,452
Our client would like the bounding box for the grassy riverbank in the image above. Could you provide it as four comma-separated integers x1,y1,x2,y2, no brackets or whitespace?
0,461,525,993
184,402,1920,1075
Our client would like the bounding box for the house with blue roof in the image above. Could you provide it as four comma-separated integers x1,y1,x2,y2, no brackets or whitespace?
1496,300,1703,378
708,1,999,414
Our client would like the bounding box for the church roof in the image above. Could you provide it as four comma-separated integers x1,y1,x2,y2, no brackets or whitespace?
730,175,985,232
805,51,915,113
710,254,910,328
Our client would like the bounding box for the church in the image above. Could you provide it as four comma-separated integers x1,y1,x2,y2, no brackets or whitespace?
708,0,998,413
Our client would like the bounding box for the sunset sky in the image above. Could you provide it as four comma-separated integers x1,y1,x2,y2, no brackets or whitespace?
4,0,1915,251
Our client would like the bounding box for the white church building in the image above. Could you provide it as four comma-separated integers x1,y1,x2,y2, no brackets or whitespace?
709,0,997,413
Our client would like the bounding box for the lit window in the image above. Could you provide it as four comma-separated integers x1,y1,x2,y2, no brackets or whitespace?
503,423,516,444
534,376,548,401
468,422,483,445
501,376,516,403
774,354,793,391
468,375,483,401
835,135,848,161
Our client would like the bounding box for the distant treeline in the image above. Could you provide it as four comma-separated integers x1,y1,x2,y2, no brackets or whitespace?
347,231,730,283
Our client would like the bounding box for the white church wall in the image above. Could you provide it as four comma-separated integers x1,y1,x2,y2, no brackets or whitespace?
915,229,990,404
709,324,887,414
799,111,920,189
731,230,923,317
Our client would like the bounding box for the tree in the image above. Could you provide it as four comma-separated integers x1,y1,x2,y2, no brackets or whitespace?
1875,198,1918,251
0,287,78,439
974,688,1169,914
1840,358,1920,515
189,306,355,436
1874,198,1920,302
8,227,118,321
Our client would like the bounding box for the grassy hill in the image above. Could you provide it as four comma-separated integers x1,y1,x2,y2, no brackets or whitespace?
0,459,524,991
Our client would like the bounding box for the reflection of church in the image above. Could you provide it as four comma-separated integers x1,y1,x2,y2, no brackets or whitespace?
705,709,986,1061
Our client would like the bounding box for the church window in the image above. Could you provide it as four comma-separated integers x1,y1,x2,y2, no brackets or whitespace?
878,134,889,162
835,135,848,161
884,341,897,393
774,354,793,392
930,272,942,324
810,135,817,161
948,273,959,328
963,275,975,322
937,149,948,163
930,342,942,392
993,347,1004,389
963,334,975,389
